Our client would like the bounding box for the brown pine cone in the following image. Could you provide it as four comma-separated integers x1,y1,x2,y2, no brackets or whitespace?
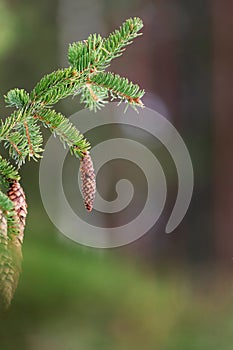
0,209,21,310
0,180,27,310
7,180,27,244
0,244,22,310
80,151,96,211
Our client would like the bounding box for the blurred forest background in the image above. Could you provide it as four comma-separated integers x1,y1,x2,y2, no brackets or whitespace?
0,0,233,349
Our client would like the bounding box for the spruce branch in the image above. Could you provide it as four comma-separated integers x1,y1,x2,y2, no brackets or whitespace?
0,110,25,140
5,88,30,109
68,17,143,72
89,72,144,105
30,67,80,106
101,17,143,67
0,17,145,308
79,83,109,111
34,109,90,158
3,116,44,166
68,35,103,74
0,155,20,188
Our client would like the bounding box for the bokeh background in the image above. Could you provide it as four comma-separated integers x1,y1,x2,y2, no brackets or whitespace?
0,0,233,349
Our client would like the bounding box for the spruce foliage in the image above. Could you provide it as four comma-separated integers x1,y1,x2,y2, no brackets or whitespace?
0,17,144,308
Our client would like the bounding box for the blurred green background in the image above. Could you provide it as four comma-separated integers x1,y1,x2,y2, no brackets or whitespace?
0,0,233,349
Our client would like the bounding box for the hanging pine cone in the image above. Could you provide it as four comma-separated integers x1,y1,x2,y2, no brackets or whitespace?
0,209,21,310
0,180,27,309
7,180,27,244
80,151,96,211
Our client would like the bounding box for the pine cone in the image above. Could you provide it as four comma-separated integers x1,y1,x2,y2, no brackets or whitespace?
80,151,96,211
0,180,27,310
0,209,21,310
0,244,22,310
7,180,27,244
